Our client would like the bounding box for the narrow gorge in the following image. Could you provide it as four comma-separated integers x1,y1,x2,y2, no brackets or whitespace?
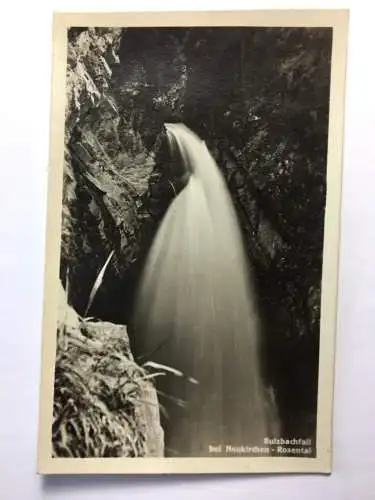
53,27,332,457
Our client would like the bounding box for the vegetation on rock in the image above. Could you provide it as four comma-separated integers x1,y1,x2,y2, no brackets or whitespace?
53,282,164,457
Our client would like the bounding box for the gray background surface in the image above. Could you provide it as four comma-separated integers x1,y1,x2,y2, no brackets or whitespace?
0,1,374,499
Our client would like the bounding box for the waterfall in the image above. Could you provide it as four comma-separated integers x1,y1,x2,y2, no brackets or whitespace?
131,123,278,457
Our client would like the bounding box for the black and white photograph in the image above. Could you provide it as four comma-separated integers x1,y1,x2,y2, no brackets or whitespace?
37,10,348,474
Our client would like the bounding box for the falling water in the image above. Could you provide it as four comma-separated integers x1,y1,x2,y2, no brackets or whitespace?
131,123,278,457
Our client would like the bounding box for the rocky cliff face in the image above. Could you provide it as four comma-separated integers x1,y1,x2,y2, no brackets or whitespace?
55,27,164,458
61,27,156,322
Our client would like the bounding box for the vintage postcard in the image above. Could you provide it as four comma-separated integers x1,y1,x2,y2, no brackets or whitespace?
37,10,349,475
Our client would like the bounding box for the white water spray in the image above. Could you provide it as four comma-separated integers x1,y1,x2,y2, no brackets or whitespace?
132,124,278,457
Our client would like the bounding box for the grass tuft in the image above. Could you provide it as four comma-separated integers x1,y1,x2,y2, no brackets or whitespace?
53,281,151,458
